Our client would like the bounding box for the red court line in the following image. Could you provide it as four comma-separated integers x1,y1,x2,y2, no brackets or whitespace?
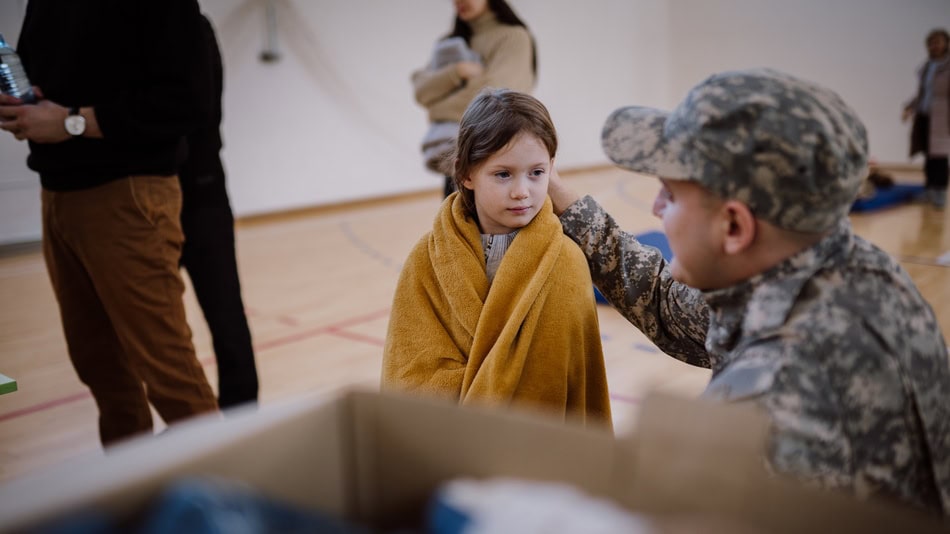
253,324,339,352
252,308,389,352
327,328,385,347
0,391,92,423
0,308,392,424
323,308,392,330
276,316,300,327
609,393,641,405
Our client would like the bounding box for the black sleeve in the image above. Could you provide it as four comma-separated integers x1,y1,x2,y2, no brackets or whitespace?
94,0,207,143
180,14,225,178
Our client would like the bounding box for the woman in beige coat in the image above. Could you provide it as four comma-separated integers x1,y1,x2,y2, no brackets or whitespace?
412,0,537,197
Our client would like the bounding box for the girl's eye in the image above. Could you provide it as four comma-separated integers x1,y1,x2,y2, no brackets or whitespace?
494,171,511,180
531,168,546,177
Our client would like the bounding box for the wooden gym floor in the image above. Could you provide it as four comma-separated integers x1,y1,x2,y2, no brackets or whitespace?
0,166,948,484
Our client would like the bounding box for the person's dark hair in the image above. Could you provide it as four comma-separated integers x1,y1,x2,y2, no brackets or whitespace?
452,88,557,219
926,28,949,45
447,0,537,76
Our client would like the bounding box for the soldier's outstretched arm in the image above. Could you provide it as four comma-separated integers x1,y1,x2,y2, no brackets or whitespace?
559,195,710,368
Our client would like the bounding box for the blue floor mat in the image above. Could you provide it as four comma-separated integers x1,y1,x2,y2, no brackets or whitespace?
851,184,924,212
594,231,672,304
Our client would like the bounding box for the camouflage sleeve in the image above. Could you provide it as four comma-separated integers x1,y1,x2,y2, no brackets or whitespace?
559,195,710,367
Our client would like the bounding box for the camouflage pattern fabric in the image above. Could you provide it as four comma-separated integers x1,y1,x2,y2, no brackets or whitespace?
600,68,869,234
559,198,710,366
561,195,950,515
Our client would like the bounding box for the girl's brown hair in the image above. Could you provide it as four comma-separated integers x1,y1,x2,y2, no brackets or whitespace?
452,89,557,219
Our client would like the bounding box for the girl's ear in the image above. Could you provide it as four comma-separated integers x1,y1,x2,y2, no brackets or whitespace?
462,177,475,191
721,200,756,255
454,159,472,190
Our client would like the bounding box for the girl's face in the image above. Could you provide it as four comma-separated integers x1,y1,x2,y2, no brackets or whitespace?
454,0,490,22
463,132,551,235
652,178,725,290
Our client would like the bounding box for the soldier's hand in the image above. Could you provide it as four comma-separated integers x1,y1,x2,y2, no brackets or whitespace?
547,165,581,216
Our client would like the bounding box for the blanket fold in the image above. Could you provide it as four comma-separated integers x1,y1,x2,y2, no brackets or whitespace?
382,194,612,430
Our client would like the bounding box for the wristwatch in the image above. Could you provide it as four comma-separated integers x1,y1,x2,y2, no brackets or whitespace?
64,107,86,137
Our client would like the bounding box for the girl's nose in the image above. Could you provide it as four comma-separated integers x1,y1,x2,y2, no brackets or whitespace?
511,179,530,199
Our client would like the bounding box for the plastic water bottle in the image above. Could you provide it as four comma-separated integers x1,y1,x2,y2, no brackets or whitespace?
0,32,36,103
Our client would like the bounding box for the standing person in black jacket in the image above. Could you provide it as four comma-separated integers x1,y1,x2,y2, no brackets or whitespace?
180,15,259,409
0,0,219,445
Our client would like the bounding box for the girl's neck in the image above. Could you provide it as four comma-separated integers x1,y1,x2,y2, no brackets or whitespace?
481,230,519,285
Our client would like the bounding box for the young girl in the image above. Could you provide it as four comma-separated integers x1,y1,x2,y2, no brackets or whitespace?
412,0,537,197
382,89,612,430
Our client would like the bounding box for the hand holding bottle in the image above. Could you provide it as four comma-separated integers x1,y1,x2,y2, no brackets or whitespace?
0,86,72,143
0,32,36,104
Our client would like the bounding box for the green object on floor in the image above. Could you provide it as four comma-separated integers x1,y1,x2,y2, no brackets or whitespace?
0,373,17,395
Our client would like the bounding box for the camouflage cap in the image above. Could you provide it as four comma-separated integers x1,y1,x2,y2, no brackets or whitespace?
601,68,869,233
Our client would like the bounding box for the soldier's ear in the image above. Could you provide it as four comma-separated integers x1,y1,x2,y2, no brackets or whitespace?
721,200,756,255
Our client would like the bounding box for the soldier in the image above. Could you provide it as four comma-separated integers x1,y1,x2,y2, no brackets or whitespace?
547,68,950,515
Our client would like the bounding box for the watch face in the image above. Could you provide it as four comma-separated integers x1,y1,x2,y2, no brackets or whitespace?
65,114,86,136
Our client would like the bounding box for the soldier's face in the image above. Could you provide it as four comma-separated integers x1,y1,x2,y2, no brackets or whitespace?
653,179,726,289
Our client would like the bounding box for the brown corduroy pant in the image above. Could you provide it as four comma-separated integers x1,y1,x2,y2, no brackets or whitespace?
41,175,219,446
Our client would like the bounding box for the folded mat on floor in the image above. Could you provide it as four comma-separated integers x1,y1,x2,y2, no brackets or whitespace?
851,184,924,212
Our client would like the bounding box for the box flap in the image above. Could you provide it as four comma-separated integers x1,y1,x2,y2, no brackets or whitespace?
349,390,617,529
0,392,350,532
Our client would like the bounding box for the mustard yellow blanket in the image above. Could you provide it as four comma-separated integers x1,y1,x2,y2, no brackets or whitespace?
382,194,612,430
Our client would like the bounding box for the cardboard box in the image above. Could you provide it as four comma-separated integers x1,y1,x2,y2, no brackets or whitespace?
0,390,943,533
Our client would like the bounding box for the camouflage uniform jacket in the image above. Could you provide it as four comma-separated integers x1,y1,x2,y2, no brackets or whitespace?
561,195,950,515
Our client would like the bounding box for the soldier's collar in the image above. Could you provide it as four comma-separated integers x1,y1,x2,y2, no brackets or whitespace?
703,219,854,343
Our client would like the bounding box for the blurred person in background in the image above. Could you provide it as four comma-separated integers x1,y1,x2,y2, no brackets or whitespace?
179,14,259,409
412,0,537,198
904,28,950,210
0,0,219,445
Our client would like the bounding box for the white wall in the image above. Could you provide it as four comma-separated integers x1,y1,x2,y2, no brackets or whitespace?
666,0,950,166
0,0,38,245
1,0,948,244
199,0,662,217
525,0,670,168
